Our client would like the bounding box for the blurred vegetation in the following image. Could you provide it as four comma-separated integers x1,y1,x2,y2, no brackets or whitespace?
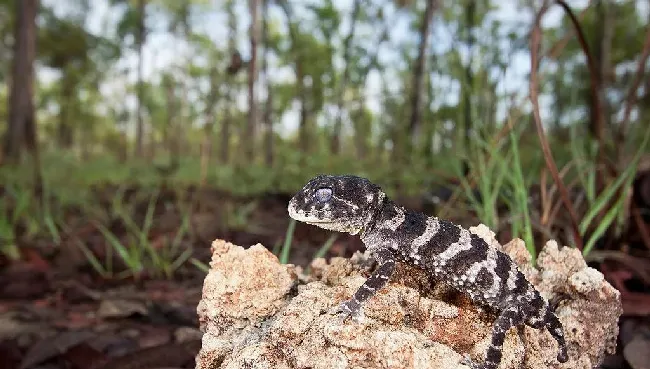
1,0,649,277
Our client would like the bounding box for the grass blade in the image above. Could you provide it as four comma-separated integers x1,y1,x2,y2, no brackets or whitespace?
190,257,209,273
583,194,626,256
579,127,650,234
280,219,296,264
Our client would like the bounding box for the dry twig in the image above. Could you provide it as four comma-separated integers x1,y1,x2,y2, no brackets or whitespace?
530,1,584,250
545,0,593,60
618,24,650,142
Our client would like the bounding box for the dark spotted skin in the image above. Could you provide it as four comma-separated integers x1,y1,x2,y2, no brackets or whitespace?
288,175,568,369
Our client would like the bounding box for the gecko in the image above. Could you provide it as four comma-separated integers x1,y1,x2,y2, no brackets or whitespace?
287,174,568,369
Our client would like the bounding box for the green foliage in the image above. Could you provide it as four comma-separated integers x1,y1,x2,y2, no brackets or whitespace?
456,128,511,230
279,219,296,265
78,188,193,279
0,178,68,260
0,0,14,84
576,126,650,256
505,125,535,261
0,184,32,260
2,0,649,274
452,122,538,261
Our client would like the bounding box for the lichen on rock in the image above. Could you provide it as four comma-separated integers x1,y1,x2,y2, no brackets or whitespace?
195,231,622,369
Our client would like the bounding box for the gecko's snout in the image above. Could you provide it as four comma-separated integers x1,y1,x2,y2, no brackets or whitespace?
287,197,308,221
287,201,299,219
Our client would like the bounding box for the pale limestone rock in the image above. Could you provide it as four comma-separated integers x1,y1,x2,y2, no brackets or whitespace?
195,236,622,369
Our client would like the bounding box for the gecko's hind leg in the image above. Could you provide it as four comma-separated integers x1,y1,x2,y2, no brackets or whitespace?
462,305,526,369
544,309,568,362
525,304,568,363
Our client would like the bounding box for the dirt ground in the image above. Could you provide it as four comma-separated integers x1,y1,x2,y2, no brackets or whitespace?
0,184,649,368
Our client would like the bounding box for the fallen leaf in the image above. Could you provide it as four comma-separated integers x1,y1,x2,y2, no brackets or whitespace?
624,334,650,369
60,342,106,369
97,299,147,319
0,340,22,369
19,331,95,369
95,342,197,369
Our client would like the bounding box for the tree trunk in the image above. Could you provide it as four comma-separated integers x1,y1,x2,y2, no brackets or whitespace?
296,64,309,155
135,0,146,158
423,53,437,165
352,95,368,160
353,35,386,160
3,0,38,164
406,0,437,158
262,0,274,166
593,0,611,135
331,0,361,155
164,76,175,155
57,73,75,149
593,0,612,187
220,0,236,164
146,123,154,159
462,0,475,157
175,80,187,160
220,93,232,164
201,66,219,186
278,0,309,155
246,0,259,162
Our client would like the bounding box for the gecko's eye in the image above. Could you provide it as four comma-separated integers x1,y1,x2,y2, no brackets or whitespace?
315,187,332,203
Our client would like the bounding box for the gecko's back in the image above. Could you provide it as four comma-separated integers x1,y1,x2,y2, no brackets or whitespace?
363,200,539,311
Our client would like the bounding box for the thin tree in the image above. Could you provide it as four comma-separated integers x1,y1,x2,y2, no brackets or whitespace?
592,0,612,193
278,0,309,154
221,0,236,164
3,0,39,165
331,0,362,155
462,0,475,165
262,0,274,166
134,0,146,157
200,65,219,185
406,0,437,157
246,0,260,162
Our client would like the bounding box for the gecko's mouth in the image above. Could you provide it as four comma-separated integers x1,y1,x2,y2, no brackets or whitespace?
288,202,361,235
287,203,330,223
289,212,333,225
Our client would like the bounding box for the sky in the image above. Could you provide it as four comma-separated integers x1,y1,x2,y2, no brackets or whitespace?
39,0,645,138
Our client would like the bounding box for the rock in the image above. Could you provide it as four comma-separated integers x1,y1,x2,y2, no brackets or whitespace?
195,235,622,369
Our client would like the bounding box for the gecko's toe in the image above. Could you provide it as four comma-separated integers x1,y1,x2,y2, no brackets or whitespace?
333,312,348,325
332,300,364,324
349,309,365,323
460,355,486,369
557,350,568,363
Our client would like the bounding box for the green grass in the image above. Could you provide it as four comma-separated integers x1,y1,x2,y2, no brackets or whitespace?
1,120,648,276
575,124,650,256
456,127,511,230
0,184,32,259
452,123,539,261
279,218,297,264
505,124,536,261
275,217,340,272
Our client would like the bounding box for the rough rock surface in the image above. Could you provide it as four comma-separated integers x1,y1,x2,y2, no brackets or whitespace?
195,227,622,369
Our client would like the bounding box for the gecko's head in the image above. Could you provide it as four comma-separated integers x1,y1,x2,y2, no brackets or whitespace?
287,174,385,235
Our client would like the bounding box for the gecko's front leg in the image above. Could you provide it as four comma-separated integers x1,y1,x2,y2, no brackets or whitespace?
336,248,396,323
